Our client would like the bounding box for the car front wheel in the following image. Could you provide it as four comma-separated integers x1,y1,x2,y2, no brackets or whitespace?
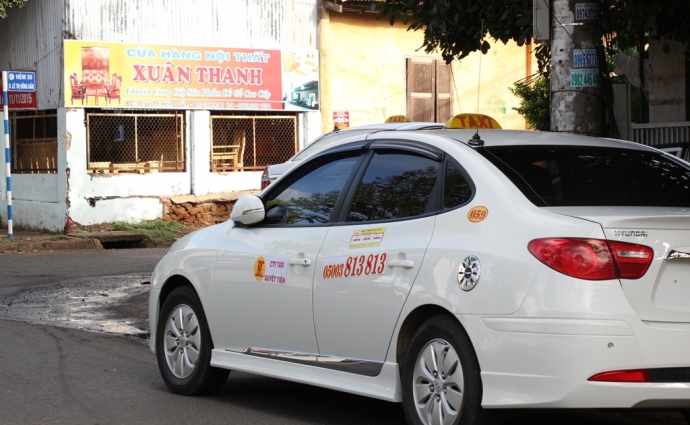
402,315,498,425
156,285,229,395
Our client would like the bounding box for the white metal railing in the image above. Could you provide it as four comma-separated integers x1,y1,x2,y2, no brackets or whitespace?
631,121,690,146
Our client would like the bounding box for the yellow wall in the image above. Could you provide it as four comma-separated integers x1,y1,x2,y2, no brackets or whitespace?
452,41,535,130
321,11,534,132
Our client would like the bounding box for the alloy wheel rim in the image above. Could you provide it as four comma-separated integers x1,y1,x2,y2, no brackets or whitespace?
163,304,201,379
412,338,464,425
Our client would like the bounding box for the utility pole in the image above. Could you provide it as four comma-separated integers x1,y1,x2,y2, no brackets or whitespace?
550,0,602,136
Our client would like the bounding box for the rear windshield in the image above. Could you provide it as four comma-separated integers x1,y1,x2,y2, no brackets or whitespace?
479,145,690,207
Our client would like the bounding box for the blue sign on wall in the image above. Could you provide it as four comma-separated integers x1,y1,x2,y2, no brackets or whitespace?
6,71,36,92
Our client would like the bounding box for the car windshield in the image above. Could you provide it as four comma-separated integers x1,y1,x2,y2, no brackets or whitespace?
479,145,690,207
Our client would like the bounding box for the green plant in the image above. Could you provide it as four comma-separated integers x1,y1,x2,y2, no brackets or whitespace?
50,232,67,241
109,219,189,243
0,0,28,19
509,74,551,131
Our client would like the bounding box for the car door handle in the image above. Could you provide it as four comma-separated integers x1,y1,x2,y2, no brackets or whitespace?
387,259,414,269
289,258,312,266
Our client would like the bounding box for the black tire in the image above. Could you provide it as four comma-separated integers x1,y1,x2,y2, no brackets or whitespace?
681,410,690,424
156,285,229,395
401,315,500,425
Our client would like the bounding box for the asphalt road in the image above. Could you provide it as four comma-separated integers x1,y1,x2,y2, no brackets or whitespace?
0,249,688,425
0,248,168,295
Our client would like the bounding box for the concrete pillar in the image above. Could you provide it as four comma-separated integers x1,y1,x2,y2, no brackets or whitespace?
190,110,211,196
57,107,68,229
550,0,602,136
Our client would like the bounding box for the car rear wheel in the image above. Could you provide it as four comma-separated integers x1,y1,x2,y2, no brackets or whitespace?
402,316,498,425
156,285,229,395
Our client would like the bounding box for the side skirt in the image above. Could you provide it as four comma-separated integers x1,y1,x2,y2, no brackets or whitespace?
211,349,403,402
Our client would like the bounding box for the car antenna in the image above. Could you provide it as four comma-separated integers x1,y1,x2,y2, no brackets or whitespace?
476,18,484,119
471,19,485,146
468,131,484,147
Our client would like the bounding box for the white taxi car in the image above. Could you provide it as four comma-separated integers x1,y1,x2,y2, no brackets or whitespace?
150,128,690,425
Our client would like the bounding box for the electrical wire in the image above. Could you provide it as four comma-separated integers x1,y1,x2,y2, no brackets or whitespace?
476,19,484,115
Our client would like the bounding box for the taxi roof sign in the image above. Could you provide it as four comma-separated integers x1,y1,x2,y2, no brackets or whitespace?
445,113,502,130
384,115,411,123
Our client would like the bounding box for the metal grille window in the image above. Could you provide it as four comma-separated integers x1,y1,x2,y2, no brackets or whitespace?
86,112,185,173
210,115,297,172
10,111,58,174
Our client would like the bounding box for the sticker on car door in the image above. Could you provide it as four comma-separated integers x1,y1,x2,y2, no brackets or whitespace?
468,206,489,223
253,256,288,284
349,228,386,248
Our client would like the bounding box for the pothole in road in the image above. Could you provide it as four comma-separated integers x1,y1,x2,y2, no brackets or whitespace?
0,274,151,340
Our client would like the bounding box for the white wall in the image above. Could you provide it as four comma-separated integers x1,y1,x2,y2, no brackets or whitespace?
64,108,273,226
0,109,67,231
649,39,687,123
9,107,317,228
65,108,193,226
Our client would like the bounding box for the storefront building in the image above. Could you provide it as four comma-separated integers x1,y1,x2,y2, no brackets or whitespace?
0,0,320,231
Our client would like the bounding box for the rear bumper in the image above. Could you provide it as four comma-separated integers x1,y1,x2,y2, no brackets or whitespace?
463,315,690,408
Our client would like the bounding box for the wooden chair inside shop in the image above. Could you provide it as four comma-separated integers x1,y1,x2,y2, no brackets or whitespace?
81,46,110,106
69,73,85,105
106,73,122,105
15,139,58,173
211,130,246,172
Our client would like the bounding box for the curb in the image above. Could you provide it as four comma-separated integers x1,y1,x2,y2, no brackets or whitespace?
1,237,103,253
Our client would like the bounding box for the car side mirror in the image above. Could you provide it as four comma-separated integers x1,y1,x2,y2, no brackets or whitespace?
230,195,265,225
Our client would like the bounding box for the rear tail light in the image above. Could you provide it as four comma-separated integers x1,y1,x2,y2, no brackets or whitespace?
588,369,651,383
261,168,271,190
607,241,654,279
528,238,653,280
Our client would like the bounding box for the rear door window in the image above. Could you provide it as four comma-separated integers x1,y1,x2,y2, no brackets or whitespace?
479,145,690,207
443,161,473,209
346,151,439,222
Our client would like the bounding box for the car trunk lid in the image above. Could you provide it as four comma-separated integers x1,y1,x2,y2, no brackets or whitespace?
546,206,690,323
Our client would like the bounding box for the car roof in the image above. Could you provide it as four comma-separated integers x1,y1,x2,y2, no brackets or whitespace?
426,129,652,149
314,129,656,157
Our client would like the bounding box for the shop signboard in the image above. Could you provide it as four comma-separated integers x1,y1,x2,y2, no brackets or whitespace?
0,70,37,109
63,40,319,111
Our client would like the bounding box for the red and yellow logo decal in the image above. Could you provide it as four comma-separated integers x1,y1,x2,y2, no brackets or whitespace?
253,256,266,281
468,206,488,223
